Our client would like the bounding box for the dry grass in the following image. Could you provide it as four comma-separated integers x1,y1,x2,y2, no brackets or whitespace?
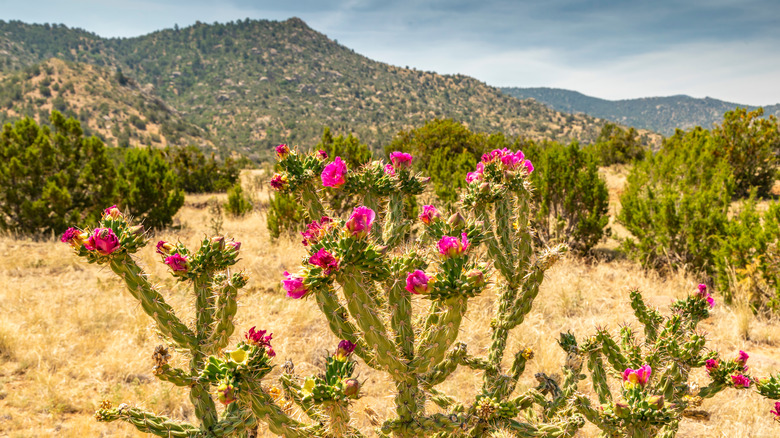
1,171,779,437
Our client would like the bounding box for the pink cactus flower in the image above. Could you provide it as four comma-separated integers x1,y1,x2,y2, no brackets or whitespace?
695,283,715,308
85,228,121,255
731,374,751,388
226,241,241,252
317,149,328,159
737,350,749,371
345,206,376,238
437,232,470,258
705,358,719,374
419,205,441,225
405,270,431,294
156,240,175,255
771,401,780,420
282,271,309,299
500,150,525,170
61,227,88,248
301,216,334,246
270,173,288,190
523,160,534,174
275,143,290,158
321,156,347,188
164,253,189,273
622,364,652,388
698,284,708,295
335,339,356,361
466,162,485,183
384,163,396,176
389,151,413,169
245,327,275,357
309,248,339,275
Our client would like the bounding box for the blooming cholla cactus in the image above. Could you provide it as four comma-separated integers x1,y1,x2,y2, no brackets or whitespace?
272,146,584,437
566,285,780,437
64,207,366,437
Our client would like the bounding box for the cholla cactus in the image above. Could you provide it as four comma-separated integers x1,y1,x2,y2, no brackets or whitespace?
568,284,780,437
64,206,364,437
272,146,583,437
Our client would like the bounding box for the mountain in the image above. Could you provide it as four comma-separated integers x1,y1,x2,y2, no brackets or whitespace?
0,19,608,159
0,58,213,149
500,87,780,136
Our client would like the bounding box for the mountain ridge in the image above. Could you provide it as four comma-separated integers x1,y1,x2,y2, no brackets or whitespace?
501,87,780,136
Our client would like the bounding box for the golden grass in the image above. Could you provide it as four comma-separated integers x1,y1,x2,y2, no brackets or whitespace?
1,172,779,437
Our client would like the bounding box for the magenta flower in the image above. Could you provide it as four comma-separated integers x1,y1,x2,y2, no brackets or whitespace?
164,253,189,273
275,143,290,158
731,374,751,388
466,162,484,183
156,240,175,255
771,401,780,420
419,205,441,225
282,271,309,299
61,227,88,248
500,150,525,170
245,327,275,357
622,364,652,388
737,350,749,371
705,358,719,374
321,156,347,188
438,232,469,258
384,163,396,176
309,248,339,275
405,270,431,294
345,206,376,238
523,160,534,174
85,228,121,255
270,173,288,190
301,216,334,246
317,149,328,159
389,151,413,169
335,339,356,361
696,283,715,308
226,241,241,253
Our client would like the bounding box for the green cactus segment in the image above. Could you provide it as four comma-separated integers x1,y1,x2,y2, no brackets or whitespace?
478,211,513,279
629,289,663,341
388,271,415,361
206,274,242,352
108,256,196,349
426,387,462,411
190,380,219,430
194,276,216,341
394,377,420,422
382,414,464,436
338,271,406,378
239,381,315,438
321,400,353,438
494,197,518,269
301,183,327,220
421,342,467,387
279,373,322,422
383,191,409,250
95,405,199,437
596,329,629,373
412,296,467,374
587,350,612,404
313,285,378,368
209,404,258,437
512,188,534,275
155,365,194,387
696,381,726,399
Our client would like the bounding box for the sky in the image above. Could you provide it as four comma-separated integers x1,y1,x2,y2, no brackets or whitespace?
4,0,780,106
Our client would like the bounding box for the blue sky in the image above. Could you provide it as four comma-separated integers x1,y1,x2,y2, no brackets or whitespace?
5,0,780,105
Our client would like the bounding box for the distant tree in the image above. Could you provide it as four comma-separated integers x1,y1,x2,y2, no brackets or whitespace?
117,147,184,230
0,111,117,234
593,122,647,165
165,145,240,193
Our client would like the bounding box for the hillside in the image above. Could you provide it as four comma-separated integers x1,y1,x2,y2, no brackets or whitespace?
0,19,606,159
501,87,780,136
0,58,214,150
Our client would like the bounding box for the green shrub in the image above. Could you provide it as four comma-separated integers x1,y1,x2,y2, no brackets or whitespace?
0,111,118,234
618,127,734,273
715,195,780,311
526,141,610,254
118,147,184,230
223,183,253,217
166,145,240,193
592,122,648,165
711,107,779,198
266,190,304,239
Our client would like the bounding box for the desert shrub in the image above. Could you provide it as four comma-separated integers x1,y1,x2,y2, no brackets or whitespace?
166,145,240,193
712,107,779,198
224,182,253,217
592,122,648,165
525,141,610,254
0,111,117,234
117,147,184,230
715,195,780,311
266,191,305,239
618,127,734,273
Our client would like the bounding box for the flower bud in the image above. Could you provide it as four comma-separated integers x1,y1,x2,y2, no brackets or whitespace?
343,378,360,398
275,143,290,158
447,212,466,228
61,227,89,248
479,182,490,193
104,205,122,219
227,241,241,253
211,236,226,250
217,382,236,405
86,228,121,255
127,225,144,236
465,269,485,287
335,340,356,361
614,401,630,418
647,395,664,410
270,173,288,191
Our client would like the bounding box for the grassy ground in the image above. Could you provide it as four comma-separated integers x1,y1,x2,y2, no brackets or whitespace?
1,170,779,437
